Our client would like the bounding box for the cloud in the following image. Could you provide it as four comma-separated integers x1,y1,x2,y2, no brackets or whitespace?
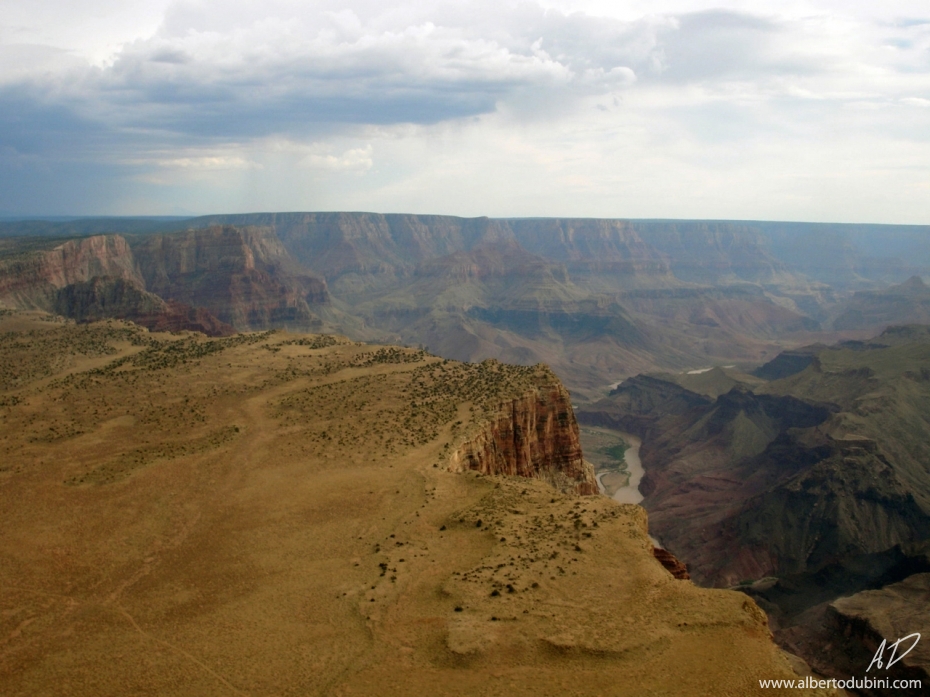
298,145,374,172
1,1,647,147
1,1,929,220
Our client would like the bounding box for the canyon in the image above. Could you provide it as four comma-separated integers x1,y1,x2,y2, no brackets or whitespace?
3,212,929,693
578,327,930,691
0,225,331,337
6,213,929,400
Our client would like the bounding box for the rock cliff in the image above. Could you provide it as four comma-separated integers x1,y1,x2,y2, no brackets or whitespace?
182,212,515,281
0,234,143,310
828,574,930,685
53,276,235,336
130,225,329,330
772,573,930,694
447,381,598,495
653,546,691,580
0,234,238,335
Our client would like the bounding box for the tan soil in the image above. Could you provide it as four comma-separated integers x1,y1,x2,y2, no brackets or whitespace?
0,313,833,696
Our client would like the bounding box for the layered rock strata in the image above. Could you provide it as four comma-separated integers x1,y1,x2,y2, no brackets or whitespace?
131,225,329,330
53,276,235,336
0,234,239,335
447,382,598,495
0,234,143,310
654,546,691,580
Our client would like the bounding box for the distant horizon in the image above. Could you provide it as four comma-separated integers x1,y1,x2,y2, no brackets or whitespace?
3,212,930,228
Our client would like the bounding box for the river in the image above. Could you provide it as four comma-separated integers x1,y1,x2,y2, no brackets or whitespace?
593,431,644,505
579,425,644,505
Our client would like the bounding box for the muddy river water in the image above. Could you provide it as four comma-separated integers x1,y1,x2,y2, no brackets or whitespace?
579,425,645,505
579,426,664,546
593,431,644,505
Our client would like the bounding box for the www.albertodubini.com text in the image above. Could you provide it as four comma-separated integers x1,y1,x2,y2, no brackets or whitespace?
760,677,922,690
762,633,922,691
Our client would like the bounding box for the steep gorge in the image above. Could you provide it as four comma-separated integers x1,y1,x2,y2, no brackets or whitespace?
578,329,930,688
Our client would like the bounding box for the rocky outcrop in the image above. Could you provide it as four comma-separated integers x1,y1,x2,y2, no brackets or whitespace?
0,227,326,334
752,345,824,380
653,547,691,580
828,275,930,331
54,277,235,336
131,225,329,330
819,574,930,695
0,234,143,310
578,375,712,437
54,276,165,320
447,382,598,495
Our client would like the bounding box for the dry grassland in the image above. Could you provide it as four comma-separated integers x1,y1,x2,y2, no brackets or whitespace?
0,312,827,695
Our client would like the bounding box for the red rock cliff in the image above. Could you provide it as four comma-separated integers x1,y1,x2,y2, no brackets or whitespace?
0,235,143,310
131,225,330,330
448,382,598,495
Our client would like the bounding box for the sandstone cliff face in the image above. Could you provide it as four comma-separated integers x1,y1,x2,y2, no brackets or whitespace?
54,276,235,337
131,225,329,330
0,235,143,310
179,212,516,280
653,547,691,580
447,382,597,495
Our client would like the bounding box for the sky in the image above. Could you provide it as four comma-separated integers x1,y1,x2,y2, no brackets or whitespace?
1,1,929,222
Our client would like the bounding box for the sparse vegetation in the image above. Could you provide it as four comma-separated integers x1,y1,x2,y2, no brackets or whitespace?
0,310,809,695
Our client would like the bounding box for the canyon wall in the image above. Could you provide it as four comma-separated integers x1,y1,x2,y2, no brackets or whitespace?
182,212,515,280
130,225,329,330
828,574,930,675
0,234,236,335
447,381,598,495
0,234,143,310
53,276,235,336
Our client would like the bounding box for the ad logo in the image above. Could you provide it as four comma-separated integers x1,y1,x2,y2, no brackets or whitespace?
867,633,921,672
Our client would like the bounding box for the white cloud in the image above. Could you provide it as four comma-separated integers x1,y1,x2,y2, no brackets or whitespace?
152,155,258,170
0,1,929,221
298,145,374,172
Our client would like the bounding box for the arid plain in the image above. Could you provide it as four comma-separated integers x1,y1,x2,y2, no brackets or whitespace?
0,311,832,696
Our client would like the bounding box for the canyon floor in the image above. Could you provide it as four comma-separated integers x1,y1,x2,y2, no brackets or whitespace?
0,312,833,696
